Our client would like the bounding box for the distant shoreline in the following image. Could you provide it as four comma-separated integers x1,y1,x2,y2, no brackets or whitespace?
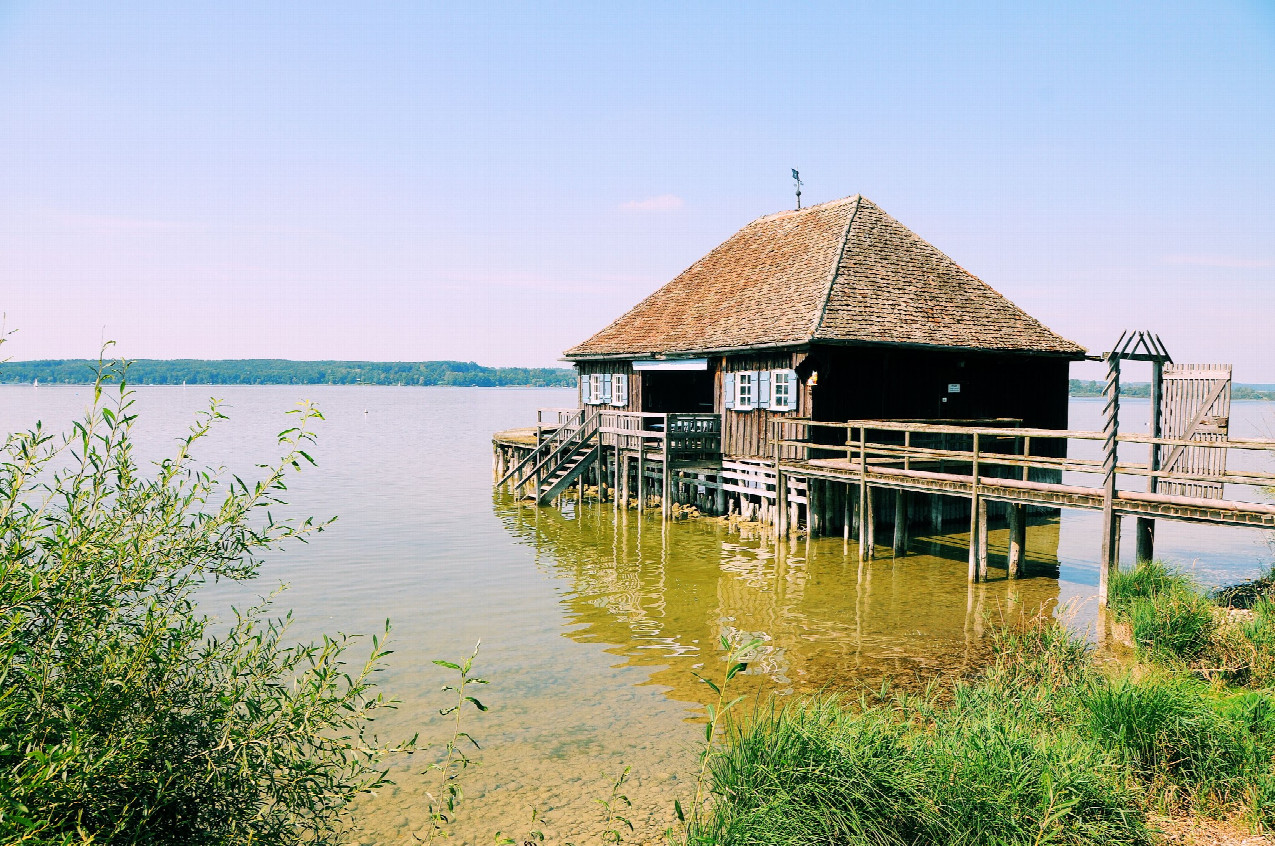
1069,379,1275,401
0,359,577,388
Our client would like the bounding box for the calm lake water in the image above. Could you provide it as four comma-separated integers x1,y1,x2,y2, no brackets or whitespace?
2,386,1272,844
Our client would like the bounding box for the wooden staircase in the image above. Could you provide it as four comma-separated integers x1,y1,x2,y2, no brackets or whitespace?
533,441,600,504
510,411,601,504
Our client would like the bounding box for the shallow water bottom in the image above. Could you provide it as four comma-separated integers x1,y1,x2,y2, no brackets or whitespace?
352,496,1087,844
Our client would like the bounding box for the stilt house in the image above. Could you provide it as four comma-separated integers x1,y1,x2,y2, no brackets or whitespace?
565,195,1085,459
495,195,1274,590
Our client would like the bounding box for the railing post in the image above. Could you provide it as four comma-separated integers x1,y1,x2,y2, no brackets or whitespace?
1008,434,1029,577
637,425,646,512
661,414,671,522
1136,359,1163,563
968,432,981,582
775,427,788,536
858,426,872,560
1099,356,1121,605
534,424,545,493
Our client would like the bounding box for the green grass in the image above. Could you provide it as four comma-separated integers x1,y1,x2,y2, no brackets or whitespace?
687,621,1151,846
1082,675,1273,816
685,587,1275,845
1111,560,1275,686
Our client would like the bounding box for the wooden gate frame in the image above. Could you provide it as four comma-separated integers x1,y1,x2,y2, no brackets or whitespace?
1157,364,1232,499
1098,331,1172,605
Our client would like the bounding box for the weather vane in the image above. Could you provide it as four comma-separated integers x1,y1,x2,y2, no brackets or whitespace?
792,169,802,210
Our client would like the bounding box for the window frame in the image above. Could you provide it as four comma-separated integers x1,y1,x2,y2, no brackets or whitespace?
735,370,756,411
770,369,796,412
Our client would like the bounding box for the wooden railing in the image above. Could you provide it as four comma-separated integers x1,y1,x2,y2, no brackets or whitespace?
770,418,1275,498
594,411,722,460
770,417,1275,594
497,408,589,489
537,407,581,427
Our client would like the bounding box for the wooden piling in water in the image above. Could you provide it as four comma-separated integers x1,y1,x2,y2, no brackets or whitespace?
976,498,989,581
843,482,851,543
809,479,822,537
661,438,671,522
892,491,907,555
968,433,982,583
637,447,645,511
776,464,789,537
1007,504,1025,578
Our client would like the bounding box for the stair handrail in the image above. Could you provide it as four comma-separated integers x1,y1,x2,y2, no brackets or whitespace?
518,411,598,488
515,410,600,490
536,432,601,504
496,408,584,487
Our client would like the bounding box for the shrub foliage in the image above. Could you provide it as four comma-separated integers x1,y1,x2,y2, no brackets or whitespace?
0,362,406,845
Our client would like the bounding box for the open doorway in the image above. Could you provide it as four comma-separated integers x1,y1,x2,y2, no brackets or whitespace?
641,370,714,413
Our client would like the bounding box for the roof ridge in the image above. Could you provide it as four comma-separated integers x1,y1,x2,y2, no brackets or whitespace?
809,195,862,340
755,193,859,223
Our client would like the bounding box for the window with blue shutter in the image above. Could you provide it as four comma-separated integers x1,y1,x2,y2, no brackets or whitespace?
579,373,587,405
723,373,736,409
611,373,628,406
758,370,771,409
770,369,797,411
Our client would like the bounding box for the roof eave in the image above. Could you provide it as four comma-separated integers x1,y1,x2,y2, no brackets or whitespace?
809,337,1087,359
563,340,814,362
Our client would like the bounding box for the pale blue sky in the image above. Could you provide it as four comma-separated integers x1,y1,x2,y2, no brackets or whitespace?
1,2,1272,378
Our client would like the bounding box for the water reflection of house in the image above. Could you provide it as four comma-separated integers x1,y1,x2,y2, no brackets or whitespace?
495,493,1063,708
566,196,1085,458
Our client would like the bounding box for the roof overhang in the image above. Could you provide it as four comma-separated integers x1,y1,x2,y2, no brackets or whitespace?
809,337,1088,360
563,341,810,362
632,358,709,371
564,337,1085,362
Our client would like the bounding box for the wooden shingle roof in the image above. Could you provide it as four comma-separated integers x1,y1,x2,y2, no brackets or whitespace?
564,195,1085,359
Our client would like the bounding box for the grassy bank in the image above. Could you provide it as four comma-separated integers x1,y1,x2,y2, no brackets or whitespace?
686,562,1275,845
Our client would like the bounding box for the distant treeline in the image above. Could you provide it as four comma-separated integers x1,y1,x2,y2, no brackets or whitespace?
1069,379,1275,401
0,359,578,387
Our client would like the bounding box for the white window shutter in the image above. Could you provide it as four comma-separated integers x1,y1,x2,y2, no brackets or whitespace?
723,373,736,409
758,370,771,409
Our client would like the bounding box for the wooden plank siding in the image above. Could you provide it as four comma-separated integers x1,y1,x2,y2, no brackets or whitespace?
574,360,641,413
717,352,811,460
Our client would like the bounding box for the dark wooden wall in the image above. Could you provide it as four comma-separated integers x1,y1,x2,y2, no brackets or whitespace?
808,344,1071,456
574,346,1073,461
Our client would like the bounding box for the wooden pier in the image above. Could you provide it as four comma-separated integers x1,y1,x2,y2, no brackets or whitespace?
495,407,1275,604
